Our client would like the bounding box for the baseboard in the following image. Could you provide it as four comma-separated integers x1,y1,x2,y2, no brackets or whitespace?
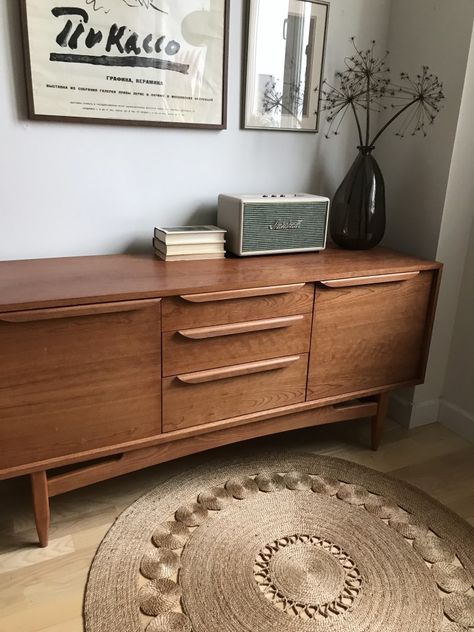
439,399,474,442
389,394,440,429
410,399,441,428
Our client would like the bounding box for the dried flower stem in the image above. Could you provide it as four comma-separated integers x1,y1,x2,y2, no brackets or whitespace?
350,100,364,146
370,98,419,146
366,79,371,146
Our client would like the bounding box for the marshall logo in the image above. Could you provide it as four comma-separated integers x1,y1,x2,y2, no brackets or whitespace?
268,219,304,230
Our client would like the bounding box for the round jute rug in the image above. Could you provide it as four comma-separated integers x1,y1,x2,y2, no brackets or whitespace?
84,453,474,632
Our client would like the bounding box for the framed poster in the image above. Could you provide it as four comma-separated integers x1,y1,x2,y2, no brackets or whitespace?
243,0,329,132
20,0,229,128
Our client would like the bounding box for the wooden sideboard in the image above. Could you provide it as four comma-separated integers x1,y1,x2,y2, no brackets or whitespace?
0,248,442,547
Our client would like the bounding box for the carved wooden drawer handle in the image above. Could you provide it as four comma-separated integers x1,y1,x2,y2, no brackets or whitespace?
179,283,306,303
177,315,305,340
176,355,301,384
0,299,161,323
320,271,420,288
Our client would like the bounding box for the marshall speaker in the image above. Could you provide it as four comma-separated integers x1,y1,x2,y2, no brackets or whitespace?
217,193,330,256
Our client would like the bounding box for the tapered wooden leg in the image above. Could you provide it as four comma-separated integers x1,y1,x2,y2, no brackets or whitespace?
31,471,50,547
371,392,389,451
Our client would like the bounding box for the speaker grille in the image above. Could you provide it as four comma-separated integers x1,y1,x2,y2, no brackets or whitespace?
242,202,328,253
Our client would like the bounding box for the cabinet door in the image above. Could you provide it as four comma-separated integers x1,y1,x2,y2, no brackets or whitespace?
307,271,436,400
0,299,161,471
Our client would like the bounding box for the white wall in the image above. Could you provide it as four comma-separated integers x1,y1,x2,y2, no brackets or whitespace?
375,1,474,428
0,0,392,261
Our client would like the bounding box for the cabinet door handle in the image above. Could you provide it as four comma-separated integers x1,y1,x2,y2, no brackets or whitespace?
320,271,419,288
177,315,304,340
0,299,161,323
179,283,306,303
176,355,301,384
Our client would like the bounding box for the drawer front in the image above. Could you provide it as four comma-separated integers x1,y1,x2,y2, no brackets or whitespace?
162,283,314,331
163,313,312,376
307,270,436,400
0,299,162,471
163,354,308,432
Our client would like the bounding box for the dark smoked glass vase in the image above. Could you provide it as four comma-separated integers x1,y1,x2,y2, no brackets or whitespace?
330,146,386,249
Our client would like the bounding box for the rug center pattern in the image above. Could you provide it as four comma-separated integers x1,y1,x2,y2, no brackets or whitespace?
254,535,362,616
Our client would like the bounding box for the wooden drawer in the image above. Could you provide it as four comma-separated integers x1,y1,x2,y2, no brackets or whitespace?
162,313,312,376
0,299,162,471
307,270,436,400
162,283,314,331
163,354,308,432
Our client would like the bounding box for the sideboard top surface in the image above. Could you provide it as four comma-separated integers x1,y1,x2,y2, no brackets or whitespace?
0,247,441,313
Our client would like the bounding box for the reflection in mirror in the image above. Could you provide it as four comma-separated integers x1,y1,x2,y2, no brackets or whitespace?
244,0,328,132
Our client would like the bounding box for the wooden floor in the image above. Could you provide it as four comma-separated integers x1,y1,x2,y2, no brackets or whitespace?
0,419,473,632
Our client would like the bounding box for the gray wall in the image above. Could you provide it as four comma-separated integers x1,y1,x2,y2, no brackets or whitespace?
375,1,474,428
377,0,474,261
427,21,474,437
440,218,474,441
0,0,392,261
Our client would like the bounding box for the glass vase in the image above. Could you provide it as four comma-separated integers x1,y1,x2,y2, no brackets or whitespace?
330,146,386,250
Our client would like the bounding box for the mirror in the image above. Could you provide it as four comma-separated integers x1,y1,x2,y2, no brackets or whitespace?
243,0,329,132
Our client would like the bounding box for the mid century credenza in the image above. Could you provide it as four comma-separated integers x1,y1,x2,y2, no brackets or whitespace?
0,248,442,546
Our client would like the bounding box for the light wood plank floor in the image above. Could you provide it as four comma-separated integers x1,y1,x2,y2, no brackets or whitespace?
0,420,473,632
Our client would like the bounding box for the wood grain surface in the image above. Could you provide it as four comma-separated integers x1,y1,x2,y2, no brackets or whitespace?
175,355,302,384
179,283,306,302
320,271,420,288
163,354,309,431
0,302,162,470
0,299,158,322
307,271,435,400
0,248,441,313
30,472,50,548
0,382,424,480
0,248,443,552
177,314,305,338
46,400,378,497
163,314,311,375
162,283,314,330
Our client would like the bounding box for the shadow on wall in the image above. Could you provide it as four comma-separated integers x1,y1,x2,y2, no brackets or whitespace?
122,203,216,254
123,239,153,255
6,0,29,121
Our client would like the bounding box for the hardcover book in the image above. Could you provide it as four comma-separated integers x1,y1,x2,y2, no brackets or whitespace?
153,239,225,256
154,226,226,245
154,251,226,262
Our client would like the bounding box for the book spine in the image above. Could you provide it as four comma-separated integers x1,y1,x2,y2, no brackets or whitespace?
153,239,225,255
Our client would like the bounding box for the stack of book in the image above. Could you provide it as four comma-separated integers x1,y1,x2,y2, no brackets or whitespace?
153,225,226,261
